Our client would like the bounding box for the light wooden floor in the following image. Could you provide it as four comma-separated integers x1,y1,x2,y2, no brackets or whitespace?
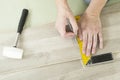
0,2,120,80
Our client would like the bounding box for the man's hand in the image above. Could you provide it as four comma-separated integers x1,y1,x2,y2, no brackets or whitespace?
78,0,107,56
55,0,78,38
78,13,103,56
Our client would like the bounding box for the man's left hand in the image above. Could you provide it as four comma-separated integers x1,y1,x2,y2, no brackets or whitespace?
78,12,103,56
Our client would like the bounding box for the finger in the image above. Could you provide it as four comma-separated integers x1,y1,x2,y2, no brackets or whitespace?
98,32,103,49
82,32,88,54
58,28,74,38
78,25,83,40
79,30,83,40
86,33,93,56
55,18,66,36
69,17,78,35
64,32,75,38
92,34,97,54
56,24,66,37
56,17,74,38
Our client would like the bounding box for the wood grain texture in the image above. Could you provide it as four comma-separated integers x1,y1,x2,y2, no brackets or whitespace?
0,2,120,80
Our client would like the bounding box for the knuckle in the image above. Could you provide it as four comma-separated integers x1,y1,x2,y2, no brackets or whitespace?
100,33,103,36
83,46,86,49
93,31,98,34
99,35,102,38
83,39,87,43
93,44,97,48
83,44,86,48
100,40,103,43
88,40,92,44
82,48,86,51
92,47,96,50
87,45,91,50
93,41,97,45
94,28,99,32
100,39,103,42
87,44,92,50
83,36,87,40
87,49,91,52
87,49,91,53
92,49,95,54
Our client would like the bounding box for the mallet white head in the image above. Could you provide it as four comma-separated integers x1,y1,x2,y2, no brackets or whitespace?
3,47,23,59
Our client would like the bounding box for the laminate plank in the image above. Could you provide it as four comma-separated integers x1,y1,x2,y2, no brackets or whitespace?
0,60,82,80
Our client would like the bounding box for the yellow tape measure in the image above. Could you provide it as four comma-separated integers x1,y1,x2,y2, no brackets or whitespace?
75,16,91,65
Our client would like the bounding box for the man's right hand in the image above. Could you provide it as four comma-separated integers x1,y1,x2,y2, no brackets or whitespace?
55,0,78,38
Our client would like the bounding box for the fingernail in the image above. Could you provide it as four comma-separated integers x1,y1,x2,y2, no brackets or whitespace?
86,52,90,56
86,54,90,57
92,51,95,54
92,52,94,54
80,38,82,41
82,50,85,54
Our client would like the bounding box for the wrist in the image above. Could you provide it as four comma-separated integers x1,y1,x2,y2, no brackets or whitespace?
84,0,108,17
85,10,100,17
56,0,72,15
56,0,67,8
83,11,100,20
